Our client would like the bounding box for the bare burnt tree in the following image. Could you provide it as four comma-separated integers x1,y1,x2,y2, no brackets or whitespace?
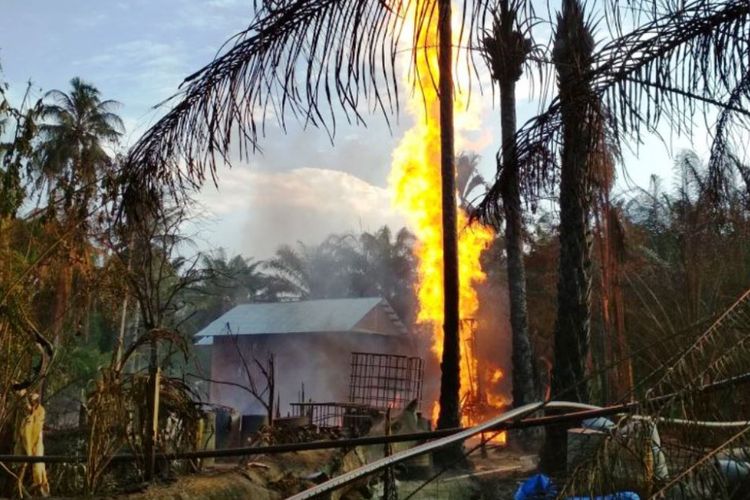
186,322,277,429
0,83,54,457
101,190,207,482
200,328,276,428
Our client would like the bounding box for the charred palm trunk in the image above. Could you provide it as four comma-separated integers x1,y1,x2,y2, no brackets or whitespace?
484,1,538,409
542,0,596,470
499,78,537,409
437,0,461,434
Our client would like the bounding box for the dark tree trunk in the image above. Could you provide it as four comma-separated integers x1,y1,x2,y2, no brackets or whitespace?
482,0,537,413
499,78,537,409
550,0,594,408
549,112,592,391
542,0,596,471
436,0,461,433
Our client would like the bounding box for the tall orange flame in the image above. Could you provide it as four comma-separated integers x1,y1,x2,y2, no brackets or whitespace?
387,0,500,432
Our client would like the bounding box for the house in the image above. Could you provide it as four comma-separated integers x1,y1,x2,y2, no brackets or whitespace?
194,297,415,416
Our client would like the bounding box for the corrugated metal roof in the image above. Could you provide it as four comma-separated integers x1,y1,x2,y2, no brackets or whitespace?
194,297,393,339
195,336,214,346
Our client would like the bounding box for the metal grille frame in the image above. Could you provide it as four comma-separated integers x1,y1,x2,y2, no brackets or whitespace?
348,352,424,411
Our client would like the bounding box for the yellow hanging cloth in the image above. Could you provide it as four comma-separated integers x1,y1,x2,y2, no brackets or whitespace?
14,393,50,497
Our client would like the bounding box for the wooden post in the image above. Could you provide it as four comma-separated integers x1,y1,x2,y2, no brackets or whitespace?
144,342,160,481
383,408,397,500
267,353,275,427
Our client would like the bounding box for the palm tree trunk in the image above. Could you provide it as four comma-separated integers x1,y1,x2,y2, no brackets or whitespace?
52,259,72,347
436,0,461,433
542,109,593,471
551,136,592,401
499,78,537,409
542,0,595,471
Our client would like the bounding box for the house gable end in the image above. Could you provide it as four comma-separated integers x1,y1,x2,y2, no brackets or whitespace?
352,302,408,336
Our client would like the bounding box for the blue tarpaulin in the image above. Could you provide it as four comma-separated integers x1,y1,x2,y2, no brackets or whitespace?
581,417,615,431
566,494,640,500
514,474,557,500
514,474,640,500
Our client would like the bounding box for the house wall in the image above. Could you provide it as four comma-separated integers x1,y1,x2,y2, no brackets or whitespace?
209,332,411,416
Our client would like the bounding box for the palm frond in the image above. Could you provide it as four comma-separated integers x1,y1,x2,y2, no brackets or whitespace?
708,70,750,202
476,0,750,226
560,286,750,497
124,0,500,208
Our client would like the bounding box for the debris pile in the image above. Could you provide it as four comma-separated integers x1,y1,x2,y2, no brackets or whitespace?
250,424,344,446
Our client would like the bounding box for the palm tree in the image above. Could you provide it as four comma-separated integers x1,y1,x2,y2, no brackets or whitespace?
481,0,538,411
123,0,750,445
477,0,750,477
265,240,346,299
550,0,599,403
265,227,416,316
455,152,488,212
37,77,123,216
541,0,602,469
357,226,416,320
433,0,463,433
476,0,750,408
35,77,123,345
477,1,750,218
185,250,278,331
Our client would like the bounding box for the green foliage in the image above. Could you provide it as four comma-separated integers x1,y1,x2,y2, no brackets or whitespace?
178,249,280,336
0,81,42,218
621,153,750,385
45,342,108,415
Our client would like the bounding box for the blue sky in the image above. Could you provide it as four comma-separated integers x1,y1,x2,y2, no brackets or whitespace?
1,1,709,258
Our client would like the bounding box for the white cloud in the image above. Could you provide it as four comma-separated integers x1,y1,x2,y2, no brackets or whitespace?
165,0,253,32
73,12,109,28
74,39,187,90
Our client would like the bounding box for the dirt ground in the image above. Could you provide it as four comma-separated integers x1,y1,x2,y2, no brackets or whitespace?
398,445,536,499
107,444,538,500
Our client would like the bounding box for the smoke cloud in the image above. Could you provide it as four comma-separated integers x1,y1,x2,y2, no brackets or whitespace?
192,166,405,258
